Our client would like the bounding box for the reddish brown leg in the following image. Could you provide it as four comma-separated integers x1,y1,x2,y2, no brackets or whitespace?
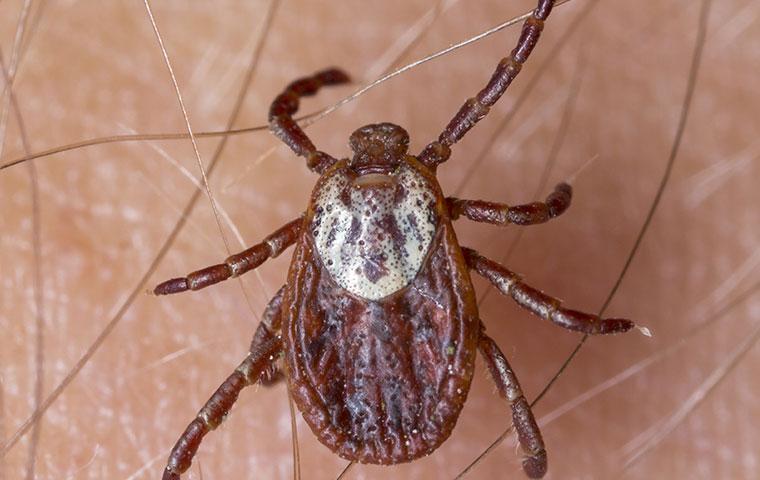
153,218,302,295
479,328,547,478
419,0,555,168
464,248,634,334
251,285,285,385
162,289,285,480
448,182,571,226
269,68,350,173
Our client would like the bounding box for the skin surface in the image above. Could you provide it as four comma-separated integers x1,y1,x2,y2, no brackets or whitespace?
1,1,758,479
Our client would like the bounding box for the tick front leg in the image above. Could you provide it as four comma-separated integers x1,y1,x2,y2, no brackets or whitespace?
448,183,571,226
153,217,301,295
463,248,634,334
162,336,283,480
479,329,546,478
269,68,350,174
419,0,556,168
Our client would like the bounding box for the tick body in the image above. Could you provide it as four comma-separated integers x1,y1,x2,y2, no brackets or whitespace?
288,143,478,463
155,1,635,478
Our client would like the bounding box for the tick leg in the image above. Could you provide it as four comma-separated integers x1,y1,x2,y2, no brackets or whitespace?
448,183,571,226
251,285,285,385
153,217,301,295
464,248,634,334
269,68,350,173
479,328,546,478
419,0,555,169
162,290,285,480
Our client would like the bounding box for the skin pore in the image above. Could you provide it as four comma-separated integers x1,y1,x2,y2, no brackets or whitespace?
1,1,758,478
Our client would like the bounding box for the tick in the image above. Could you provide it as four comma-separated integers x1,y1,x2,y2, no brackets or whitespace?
154,1,634,478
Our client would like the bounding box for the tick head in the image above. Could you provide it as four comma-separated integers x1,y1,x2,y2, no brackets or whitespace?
348,123,409,174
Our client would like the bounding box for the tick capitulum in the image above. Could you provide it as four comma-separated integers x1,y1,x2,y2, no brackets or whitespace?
154,1,635,478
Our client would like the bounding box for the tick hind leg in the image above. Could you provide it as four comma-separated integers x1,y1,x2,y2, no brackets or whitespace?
162,288,285,480
251,286,286,385
479,328,546,478
419,0,556,168
448,183,571,226
464,247,634,334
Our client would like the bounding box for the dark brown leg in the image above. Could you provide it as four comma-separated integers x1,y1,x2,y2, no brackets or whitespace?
162,288,285,480
448,182,571,226
464,248,634,334
479,328,546,478
419,0,555,169
269,68,350,173
153,217,302,295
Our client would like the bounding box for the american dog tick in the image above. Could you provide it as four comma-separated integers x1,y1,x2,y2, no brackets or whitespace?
155,1,634,478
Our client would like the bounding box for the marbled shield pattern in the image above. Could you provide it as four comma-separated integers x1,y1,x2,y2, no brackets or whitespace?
311,162,438,300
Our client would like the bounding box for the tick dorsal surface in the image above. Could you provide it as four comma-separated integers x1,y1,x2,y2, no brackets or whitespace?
311,161,437,300
284,157,479,464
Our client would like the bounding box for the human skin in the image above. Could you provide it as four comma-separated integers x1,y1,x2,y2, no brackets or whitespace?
1,1,758,479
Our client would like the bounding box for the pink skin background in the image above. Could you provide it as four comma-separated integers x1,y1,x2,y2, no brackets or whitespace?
1,0,758,479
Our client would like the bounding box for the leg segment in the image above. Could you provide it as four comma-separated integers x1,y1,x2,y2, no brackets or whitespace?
419,0,555,168
464,247,634,334
269,68,351,174
251,285,285,385
448,183,571,226
162,288,286,479
153,217,302,295
479,329,546,478
162,338,281,479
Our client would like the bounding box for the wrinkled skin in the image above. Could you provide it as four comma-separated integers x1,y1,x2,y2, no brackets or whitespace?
1,1,758,479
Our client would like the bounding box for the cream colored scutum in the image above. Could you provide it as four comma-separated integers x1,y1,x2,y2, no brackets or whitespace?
311,163,437,300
